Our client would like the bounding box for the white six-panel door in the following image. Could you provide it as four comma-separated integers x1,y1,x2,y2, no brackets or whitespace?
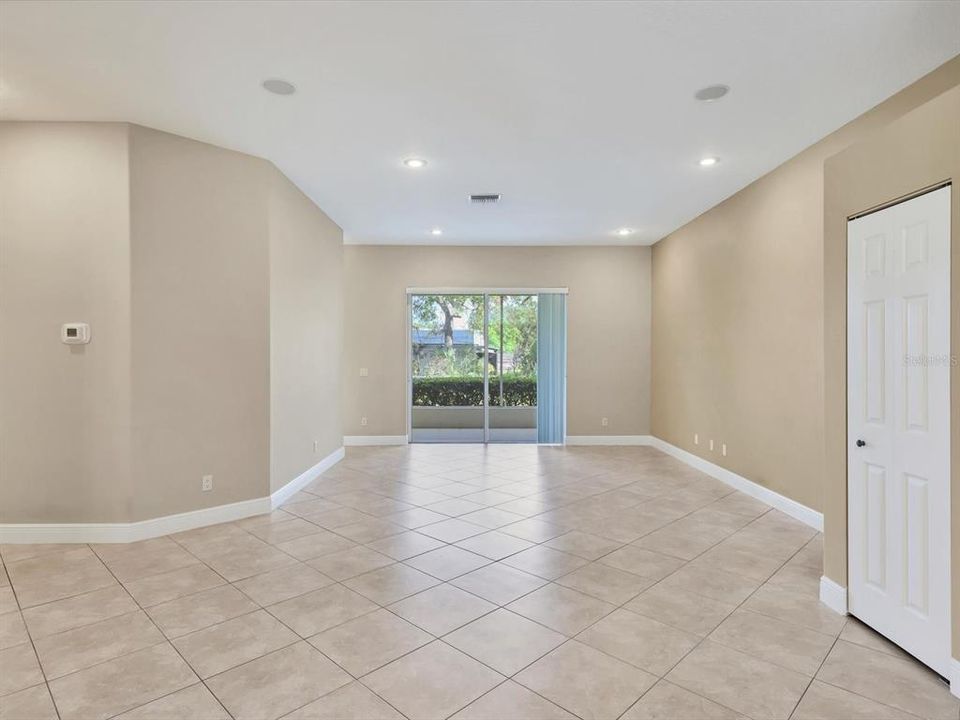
847,185,951,676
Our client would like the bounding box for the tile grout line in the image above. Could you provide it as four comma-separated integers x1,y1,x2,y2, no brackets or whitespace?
268,474,617,718
808,644,936,720
87,544,238,720
614,527,827,720
6,446,948,719
407,449,732,717
557,511,786,719
785,630,844,720
1,553,65,720
486,498,777,714
270,456,766,714
333,471,764,718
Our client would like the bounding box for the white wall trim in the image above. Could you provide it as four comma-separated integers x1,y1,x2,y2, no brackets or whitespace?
647,436,824,531
819,576,849,615
343,435,409,446
950,658,960,699
0,498,270,545
0,446,346,544
270,446,345,509
565,435,654,446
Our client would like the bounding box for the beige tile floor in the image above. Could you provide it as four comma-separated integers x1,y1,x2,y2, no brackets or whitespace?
1,445,957,720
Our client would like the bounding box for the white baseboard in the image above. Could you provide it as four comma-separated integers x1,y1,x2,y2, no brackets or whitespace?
950,658,960,699
565,435,654,446
0,497,270,545
0,446,346,544
647,436,824,531
270,447,344,509
343,435,408,446
819,576,848,615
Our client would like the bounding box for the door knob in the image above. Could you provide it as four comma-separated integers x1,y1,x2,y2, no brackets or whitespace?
856,439,866,447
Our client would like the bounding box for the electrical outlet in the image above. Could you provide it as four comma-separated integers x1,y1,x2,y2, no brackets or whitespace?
201,474,213,492
361,416,368,426
694,433,699,445
709,439,714,452
359,368,368,377
313,440,320,453
601,417,609,427
721,443,727,457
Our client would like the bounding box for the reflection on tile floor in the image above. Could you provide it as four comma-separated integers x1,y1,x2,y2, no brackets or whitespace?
1,445,957,719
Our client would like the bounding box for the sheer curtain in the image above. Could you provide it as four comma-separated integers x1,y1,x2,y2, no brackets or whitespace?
537,293,567,443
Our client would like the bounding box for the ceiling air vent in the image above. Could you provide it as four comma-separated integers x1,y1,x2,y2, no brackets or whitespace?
469,193,501,204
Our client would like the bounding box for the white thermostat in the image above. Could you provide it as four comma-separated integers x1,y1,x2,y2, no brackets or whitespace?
61,323,91,345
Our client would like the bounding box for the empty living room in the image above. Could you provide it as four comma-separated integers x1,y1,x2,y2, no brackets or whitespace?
1,1,960,719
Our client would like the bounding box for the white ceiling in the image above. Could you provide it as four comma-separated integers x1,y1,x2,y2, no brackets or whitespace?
2,1,958,246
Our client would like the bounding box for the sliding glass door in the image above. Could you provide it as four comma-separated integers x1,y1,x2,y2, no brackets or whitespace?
487,294,538,442
409,292,552,443
410,294,486,443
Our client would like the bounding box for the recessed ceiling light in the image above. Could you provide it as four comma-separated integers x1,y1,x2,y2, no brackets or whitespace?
403,157,428,169
695,84,729,102
699,157,719,167
616,228,634,236
431,228,443,236
262,78,296,96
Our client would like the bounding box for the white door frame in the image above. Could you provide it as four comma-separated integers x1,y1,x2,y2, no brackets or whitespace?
405,293,412,443
405,287,568,444
846,183,952,678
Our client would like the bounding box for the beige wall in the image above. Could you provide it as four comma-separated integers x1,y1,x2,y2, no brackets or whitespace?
343,245,651,438
823,84,960,653
129,126,271,520
651,57,960,514
1,122,344,523
0,123,132,523
268,167,343,493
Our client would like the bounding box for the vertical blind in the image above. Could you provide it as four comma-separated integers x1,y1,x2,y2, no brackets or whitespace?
537,293,567,443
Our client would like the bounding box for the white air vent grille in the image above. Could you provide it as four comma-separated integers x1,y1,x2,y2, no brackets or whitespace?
469,193,501,204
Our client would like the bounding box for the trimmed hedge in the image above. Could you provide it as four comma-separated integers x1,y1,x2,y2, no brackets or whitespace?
413,376,536,407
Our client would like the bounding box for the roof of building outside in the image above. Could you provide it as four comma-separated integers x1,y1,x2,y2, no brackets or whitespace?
412,329,481,346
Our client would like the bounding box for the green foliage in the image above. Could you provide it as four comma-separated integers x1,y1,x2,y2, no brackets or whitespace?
410,293,538,379
488,295,538,376
411,346,482,378
413,376,537,407
411,295,483,341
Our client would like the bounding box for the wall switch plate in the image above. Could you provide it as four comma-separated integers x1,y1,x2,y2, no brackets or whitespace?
709,439,714,452
360,416,368,426
601,417,609,427
721,443,727,457
694,433,699,445
201,475,213,492
359,368,368,377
